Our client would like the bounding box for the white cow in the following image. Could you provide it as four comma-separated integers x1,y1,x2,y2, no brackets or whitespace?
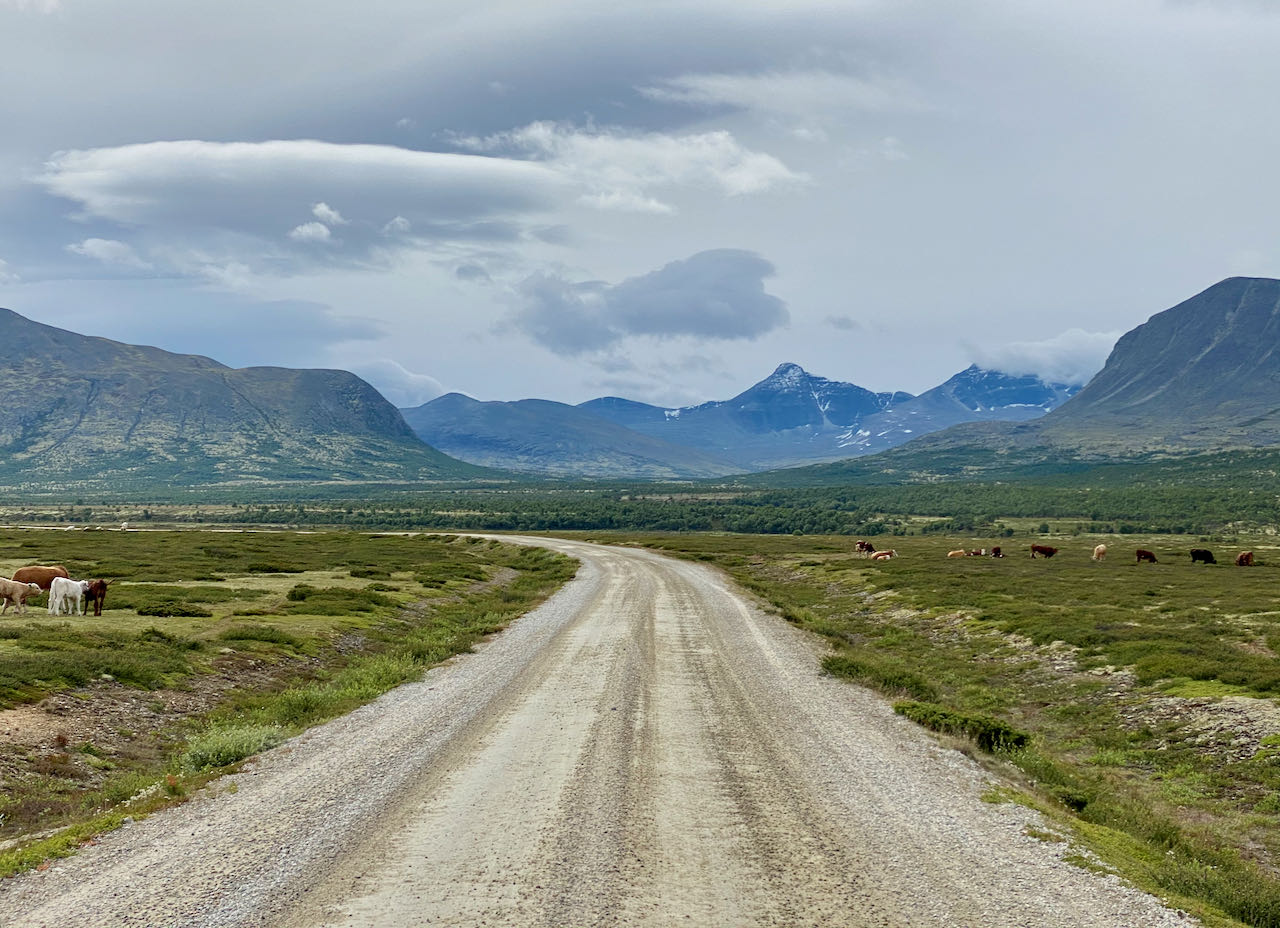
48,576,91,616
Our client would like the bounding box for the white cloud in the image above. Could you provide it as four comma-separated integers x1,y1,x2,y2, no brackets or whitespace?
454,121,804,211
0,0,61,11
65,237,151,269
288,221,332,243
350,358,446,408
971,328,1122,386
38,139,567,232
0,257,16,282
640,69,926,117
312,202,347,225
382,215,412,235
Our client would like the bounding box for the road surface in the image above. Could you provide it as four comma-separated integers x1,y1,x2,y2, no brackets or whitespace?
0,536,1195,927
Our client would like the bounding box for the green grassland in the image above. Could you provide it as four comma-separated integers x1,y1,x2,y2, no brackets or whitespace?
0,529,575,871
588,531,1280,928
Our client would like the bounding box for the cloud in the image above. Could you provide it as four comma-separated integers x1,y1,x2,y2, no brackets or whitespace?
288,221,332,243
453,121,804,212
640,69,926,117
312,202,347,225
36,139,570,274
0,0,60,11
349,358,446,408
824,314,862,331
513,248,789,355
970,328,1121,386
66,237,152,269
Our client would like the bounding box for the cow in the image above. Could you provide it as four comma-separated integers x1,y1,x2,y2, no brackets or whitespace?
871,549,897,561
1030,544,1058,558
947,550,967,558
48,576,90,616
85,579,110,616
1135,549,1158,564
0,578,42,615
855,540,876,555
969,549,987,557
1189,548,1216,565
990,546,1003,558
12,565,69,591
1092,544,1107,561
1236,551,1255,567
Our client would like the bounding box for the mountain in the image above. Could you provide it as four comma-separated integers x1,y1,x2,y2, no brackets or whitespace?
400,393,743,479
0,308,481,487
831,365,1080,456
582,362,1077,471
581,363,916,470
1036,277,1280,450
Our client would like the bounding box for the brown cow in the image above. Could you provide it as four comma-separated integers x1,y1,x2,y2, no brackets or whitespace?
1236,551,1255,567
85,579,110,616
1135,549,1158,564
855,540,876,555
1030,544,1058,558
990,546,1003,558
1092,544,1107,561
871,549,897,561
12,564,69,590
947,549,967,558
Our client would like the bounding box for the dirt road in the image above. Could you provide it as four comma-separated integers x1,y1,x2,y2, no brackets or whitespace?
0,537,1195,927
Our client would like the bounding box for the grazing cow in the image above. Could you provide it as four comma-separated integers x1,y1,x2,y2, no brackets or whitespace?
871,549,897,561
1135,549,1158,564
1030,544,1058,558
12,565,69,591
0,578,42,615
855,540,876,555
1189,548,1216,565
947,550,967,558
85,578,110,616
1236,551,1255,567
48,576,90,616
1092,544,1107,561
120,522,129,531
990,546,1003,558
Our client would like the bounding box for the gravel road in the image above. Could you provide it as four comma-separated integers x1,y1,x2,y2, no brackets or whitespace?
0,536,1197,928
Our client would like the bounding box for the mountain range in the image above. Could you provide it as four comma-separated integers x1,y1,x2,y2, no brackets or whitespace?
402,362,1079,478
0,308,481,487
1,276,1275,489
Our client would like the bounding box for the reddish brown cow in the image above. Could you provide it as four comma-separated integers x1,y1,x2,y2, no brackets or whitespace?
12,564,69,590
1135,549,1158,564
855,540,876,555
990,546,1003,558
1236,551,1255,567
85,579,110,616
1030,544,1058,558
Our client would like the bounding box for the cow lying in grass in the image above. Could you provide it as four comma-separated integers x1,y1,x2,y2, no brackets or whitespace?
0,578,42,615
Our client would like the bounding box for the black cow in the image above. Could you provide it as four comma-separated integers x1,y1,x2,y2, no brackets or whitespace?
1189,549,1216,565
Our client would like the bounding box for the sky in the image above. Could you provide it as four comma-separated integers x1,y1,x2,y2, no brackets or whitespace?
2,0,1278,409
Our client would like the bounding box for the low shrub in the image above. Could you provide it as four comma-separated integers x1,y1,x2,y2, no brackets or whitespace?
217,624,301,648
137,602,212,618
823,654,939,701
894,700,1030,751
180,724,284,771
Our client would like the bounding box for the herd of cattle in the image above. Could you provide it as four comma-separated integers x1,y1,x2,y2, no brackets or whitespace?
0,565,109,616
854,541,1259,566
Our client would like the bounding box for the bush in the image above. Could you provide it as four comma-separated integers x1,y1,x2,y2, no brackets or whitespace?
137,602,212,618
823,654,939,702
217,624,301,648
180,724,284,771
893,700,1030,752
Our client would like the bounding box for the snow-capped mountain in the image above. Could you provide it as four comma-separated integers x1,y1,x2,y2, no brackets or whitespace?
401,362,1081,477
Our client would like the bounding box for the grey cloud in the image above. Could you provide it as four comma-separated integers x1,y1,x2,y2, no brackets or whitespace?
514,249,788,355
824,314,862,332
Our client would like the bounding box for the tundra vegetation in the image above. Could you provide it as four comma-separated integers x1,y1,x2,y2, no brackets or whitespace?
0,529,574,875
586,531,1280,928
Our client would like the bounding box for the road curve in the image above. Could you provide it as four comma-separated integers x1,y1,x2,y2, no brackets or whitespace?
0,536,1195,928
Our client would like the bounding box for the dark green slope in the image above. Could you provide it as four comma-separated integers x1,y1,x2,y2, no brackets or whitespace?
0,308,484,487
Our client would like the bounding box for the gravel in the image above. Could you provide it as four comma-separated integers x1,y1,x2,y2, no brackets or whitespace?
0,536,1199,928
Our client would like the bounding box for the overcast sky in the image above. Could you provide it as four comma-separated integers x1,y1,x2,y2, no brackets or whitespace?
3,0,1278,408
